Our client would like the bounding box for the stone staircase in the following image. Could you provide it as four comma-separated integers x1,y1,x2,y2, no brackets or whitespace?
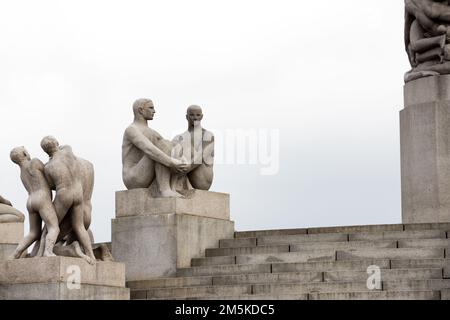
128,223,450,300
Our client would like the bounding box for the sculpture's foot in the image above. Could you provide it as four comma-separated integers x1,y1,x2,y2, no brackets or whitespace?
43,250,57,258
82,254,96,265
159,189,183,198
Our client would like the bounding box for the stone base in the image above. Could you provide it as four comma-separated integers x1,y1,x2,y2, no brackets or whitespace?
0,222,23,260
401,75,450,224
0,244,16,261
0,257,129,300
0,222,24,244
112,213,234,281
116,189,230,220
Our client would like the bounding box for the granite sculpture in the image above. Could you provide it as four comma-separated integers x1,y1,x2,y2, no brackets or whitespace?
405,0,450,82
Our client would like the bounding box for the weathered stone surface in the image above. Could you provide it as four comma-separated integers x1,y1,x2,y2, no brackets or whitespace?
0,244,16,260
0,222,23,244
271,259,391,274
336,248,445,261
383,279,450,291
404,223,450,231
324,268,442,282
191,255,235,267
116,189,229,220
309,291,440,300
219,238,257,248
0,283,130,300
171,294,309,300
206,245,289,257
349,230,446,241
257,233,348,246
235,229,308,239
307,224,404,234
146,284,252,299
290,240,397,252
112,213,234,281
0,256,128,300
391,258,450,269
127,276,213,290
252,281,378,295
401,76,450,224
177,263,271,277
0,257,126,287
398,238,450,249
212,271,323,286
442,289,450,300
235,250,336,265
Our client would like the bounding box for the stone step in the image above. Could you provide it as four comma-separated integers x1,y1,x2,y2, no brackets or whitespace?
127,276,213,290
206,245,290,257
223,230,447,248
253,281,381,295
336,248,446,261
323,268,443,282
192,249,337,267
179,259,391,277
193,248,446,267
151,290,441,300
146,284,252,299
349,230,447,241
398,238,450,249
442,289,450,300
383,279,450,291
391,258,450,277
308,290,441,300
207,240,397,257
235,223,450,238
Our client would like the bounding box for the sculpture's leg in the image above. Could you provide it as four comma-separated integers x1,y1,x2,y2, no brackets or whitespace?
188,165,214,190
155,163,182,197
39,204,60,257
123,156,155,189
11,212,42,259
70,203,96,265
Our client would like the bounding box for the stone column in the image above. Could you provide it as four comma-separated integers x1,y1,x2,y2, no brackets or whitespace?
111,189,235,281
0,222,23,260
400,75,450,223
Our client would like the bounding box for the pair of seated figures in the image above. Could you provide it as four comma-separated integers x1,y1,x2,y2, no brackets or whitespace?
122,99,214,197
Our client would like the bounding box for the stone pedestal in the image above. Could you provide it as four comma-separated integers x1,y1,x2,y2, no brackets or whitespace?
0,256,129,300
112,189,234,281
401,75,450,223
0,222,23,260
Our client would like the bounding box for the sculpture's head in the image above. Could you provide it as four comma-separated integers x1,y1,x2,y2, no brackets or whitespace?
40,136,60,157
186,105,203,127
133,99,155,121
10,146,31,165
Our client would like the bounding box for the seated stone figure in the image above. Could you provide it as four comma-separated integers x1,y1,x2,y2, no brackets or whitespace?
0,195,25,223
171,105,214,191
405,0,450,81
122,99,189,197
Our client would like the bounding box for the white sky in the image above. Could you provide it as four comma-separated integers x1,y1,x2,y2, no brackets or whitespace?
0,1,409,242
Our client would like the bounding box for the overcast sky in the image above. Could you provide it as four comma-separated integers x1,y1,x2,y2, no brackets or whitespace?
0,1,409,242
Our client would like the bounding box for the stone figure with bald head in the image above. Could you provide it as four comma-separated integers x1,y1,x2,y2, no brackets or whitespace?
122,99,214,196
171,105,214,191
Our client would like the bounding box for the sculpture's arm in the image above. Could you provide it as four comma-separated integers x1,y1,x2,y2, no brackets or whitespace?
406,0,450,34
43,165,56,191
0,195,12,206
125,126,175,168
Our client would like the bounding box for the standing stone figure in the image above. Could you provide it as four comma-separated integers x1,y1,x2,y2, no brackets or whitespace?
122,99,189,197
0,195,25,223
405,0,450,82
171,105,215,191
9,147,60,258
40,136,96,264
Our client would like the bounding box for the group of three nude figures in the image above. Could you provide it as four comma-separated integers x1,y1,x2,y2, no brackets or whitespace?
9,137,97,264
122,99,215,197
